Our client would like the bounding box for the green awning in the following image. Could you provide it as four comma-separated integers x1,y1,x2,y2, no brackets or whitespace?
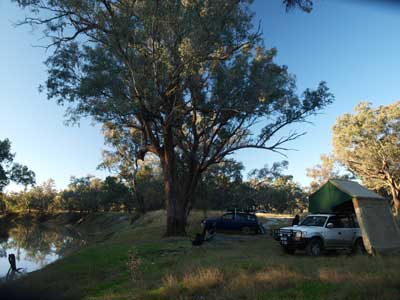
309,181,352,213
309,179,385,213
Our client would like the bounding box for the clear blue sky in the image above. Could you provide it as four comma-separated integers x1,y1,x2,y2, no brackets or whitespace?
1,0,399,191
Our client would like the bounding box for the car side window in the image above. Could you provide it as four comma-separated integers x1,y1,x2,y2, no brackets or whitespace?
222,214,234,220
235,214,246,221
327,216,345,228
339,215,351,228
247,214,256,221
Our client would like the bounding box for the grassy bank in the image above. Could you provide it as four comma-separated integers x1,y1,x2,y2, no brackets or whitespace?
1,211,400,300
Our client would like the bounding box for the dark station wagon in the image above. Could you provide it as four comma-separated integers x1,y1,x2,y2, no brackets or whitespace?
201,212,261,234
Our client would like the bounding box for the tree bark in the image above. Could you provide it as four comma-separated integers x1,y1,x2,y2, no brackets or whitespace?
162,126,187,236
163,166,187,236
389,184,400,216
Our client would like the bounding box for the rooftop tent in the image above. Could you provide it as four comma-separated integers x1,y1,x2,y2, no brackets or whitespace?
309,179,385,213
309,179,400,255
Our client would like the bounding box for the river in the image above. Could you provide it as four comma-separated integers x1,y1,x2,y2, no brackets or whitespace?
0,222,86,280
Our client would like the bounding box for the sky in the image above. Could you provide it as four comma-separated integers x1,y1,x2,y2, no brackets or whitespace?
1,0,400,191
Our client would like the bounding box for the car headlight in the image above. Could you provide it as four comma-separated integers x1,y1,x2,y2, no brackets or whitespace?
294,231,303,240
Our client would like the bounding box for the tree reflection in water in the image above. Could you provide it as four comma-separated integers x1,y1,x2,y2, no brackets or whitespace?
0,222,86,279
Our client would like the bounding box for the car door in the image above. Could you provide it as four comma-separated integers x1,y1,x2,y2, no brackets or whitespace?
324,216,346,248
232,214,246,231
218,213,234,231
246,214,258,231
337,215,356,247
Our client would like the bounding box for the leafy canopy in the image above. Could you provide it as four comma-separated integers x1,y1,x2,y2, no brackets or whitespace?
13,0,333,169
333,102,400,211
0,139,36,192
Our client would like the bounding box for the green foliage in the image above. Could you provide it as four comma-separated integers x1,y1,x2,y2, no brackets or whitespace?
284,0,313,12
0,139,14,191
99,123,164,213
63,176,121,213
196,159,245,211
333,102,400,213
2,173,162,214
196,160,307,214
248,161,307,213
0,138,35,193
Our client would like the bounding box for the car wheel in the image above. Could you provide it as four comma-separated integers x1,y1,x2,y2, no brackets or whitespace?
241,226,251,235
352,238,367,255
283,247,296,255
306,238,323,256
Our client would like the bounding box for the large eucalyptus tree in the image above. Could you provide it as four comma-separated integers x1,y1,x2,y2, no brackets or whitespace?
333,102,400,215
13,0,332,235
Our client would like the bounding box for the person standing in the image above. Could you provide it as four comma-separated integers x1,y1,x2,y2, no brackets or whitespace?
292,214,300,226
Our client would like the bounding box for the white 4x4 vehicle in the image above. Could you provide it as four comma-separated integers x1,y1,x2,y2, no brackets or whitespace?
274,214,366,256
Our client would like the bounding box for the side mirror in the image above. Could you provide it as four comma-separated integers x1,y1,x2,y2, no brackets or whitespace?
326,223,334,229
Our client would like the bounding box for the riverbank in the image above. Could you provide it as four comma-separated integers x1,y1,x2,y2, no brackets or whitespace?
1,211,400,300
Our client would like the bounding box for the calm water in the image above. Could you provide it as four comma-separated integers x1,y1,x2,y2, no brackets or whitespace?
0,223,86,280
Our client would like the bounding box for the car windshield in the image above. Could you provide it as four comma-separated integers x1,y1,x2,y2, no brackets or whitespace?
299,216,327,227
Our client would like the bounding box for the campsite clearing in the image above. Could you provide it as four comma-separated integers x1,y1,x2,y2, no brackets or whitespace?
1,210,400,300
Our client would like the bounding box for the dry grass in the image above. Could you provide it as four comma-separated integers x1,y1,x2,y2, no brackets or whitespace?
254,267,302,285
255,212,294,219
183,267,223,291
161,267,223,298
161,274,181,297
319,269,348,284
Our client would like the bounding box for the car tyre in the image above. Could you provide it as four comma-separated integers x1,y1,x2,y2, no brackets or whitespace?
352,238,367,255
241,226,251,235
306,238,323,256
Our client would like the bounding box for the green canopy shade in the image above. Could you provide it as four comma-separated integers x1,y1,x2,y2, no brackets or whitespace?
308,179,385,213
309,181,352,213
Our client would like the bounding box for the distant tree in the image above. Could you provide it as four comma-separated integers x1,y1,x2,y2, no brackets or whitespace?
99,122,161,213
196,159,245,212
248,160,291,186
14,0,331,235
9,164,36,191
306,154,353,193
249,161,307,213
27,179,57,213
101,176,130,211
284,0,313,12
268,176,307,213
59,189,78,213
333,102,400,214
64,176,101,213
0,139,35,193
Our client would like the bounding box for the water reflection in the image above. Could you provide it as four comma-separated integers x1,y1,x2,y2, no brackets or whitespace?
0,222,86,279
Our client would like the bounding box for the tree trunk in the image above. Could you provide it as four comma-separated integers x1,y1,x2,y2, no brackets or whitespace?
390,185,400,216
162,126,187,236
164,172,201,236
163,166,187,236
136,193,146,214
